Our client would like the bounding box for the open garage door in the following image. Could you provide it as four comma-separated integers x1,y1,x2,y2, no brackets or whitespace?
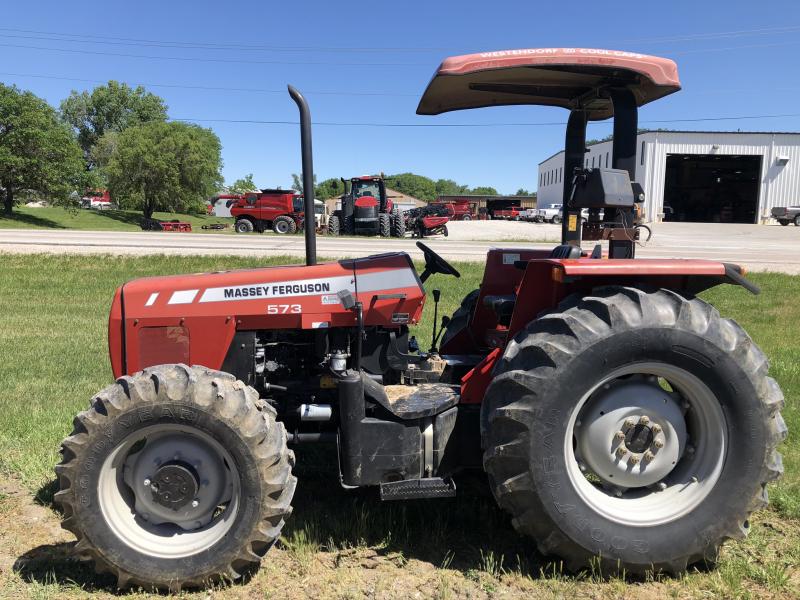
663,154,762,223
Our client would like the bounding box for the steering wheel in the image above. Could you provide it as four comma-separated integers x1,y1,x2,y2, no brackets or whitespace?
416,241,460,283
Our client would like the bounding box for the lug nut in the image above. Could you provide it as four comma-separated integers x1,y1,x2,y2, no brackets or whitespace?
616,446,627,458
654,439,664,449
652,424,662,434
656,482,667,491
143,478,151,487
191,500,199,508
629,455,640,465
643,451,655,463
623,418,635,429
614,431,625,441
639,415,650,425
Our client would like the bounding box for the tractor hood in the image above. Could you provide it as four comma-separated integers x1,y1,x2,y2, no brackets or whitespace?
417,48,680,120
109,253,425,377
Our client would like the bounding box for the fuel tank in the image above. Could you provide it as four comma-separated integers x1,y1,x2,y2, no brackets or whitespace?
108,253,425,377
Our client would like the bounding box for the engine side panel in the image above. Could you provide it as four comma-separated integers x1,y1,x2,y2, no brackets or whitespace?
112,253,424,377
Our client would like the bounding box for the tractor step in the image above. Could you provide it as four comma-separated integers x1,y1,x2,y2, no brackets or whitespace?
379,477,456,501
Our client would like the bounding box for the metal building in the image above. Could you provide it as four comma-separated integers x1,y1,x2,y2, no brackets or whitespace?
537,131,800,223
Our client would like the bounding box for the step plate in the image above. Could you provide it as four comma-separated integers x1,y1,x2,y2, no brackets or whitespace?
379,477,456,501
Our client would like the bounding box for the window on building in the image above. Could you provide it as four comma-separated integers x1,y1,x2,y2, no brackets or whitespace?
641,141,646,165
606,153,609,167
559,167,562,183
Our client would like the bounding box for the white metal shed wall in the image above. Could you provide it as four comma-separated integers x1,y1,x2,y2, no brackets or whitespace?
538,131,800,222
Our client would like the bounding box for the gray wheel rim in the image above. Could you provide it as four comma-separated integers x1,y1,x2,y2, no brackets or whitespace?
98,424,240,558
565,362,727,527
276,221,289,233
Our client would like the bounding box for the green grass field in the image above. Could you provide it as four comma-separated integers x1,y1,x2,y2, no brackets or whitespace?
0,206,231,232
0,253,797,598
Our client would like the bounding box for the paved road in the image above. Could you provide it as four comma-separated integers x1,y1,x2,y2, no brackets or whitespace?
1,223,798,273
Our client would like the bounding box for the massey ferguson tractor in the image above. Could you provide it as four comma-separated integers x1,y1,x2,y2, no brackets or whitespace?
55,49,786,591
327,175,405,237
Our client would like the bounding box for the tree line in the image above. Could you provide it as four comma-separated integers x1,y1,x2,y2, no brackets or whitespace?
0,80,529,219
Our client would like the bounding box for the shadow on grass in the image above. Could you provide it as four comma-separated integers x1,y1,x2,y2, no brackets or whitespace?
0,211,67,228
89,209,146,227
13,542,120,594
19,446,557,592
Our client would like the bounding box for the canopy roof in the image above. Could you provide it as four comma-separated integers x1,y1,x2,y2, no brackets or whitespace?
416,48,680,120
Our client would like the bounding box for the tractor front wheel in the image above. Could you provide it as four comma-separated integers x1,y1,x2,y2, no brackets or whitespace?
483,286,785,576
54,364,296,591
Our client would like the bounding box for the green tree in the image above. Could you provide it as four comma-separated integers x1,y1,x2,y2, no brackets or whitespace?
316,177,344,199
384,173,437,201
515,188,533,196
229,174,257,194
0,84,87,215
291,172,317,195
470,186,499,196
60,81,167,160
435,178,469,197
106,121,222,219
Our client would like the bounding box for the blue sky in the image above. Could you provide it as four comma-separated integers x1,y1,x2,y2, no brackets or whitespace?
3,0,800,193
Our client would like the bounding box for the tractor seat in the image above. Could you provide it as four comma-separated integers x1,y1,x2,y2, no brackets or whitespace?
549,244,582,259
483,294,516,326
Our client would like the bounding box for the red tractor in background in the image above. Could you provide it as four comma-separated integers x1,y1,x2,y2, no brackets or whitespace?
404,203,451,237
491,205,523,220
230,189,305,234
56,50,785,591
327,175,405,237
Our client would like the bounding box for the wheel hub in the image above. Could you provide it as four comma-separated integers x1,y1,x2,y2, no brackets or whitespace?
575,380,687,489
150,463,199,511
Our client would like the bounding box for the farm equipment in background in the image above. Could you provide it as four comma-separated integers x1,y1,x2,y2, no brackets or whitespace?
230,189,305,234
140,218,192,232
56,51,785,592
327,175,405,237
404,203,451,237
432,199,477,220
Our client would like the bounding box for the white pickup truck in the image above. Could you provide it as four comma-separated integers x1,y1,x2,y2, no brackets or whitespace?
528,203,563,223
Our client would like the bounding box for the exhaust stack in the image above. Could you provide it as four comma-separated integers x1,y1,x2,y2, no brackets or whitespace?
288,85,317,266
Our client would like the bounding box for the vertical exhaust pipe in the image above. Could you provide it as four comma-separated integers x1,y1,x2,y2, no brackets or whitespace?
288,85,316,266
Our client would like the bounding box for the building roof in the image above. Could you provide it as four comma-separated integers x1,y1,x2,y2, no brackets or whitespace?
537,129,800,165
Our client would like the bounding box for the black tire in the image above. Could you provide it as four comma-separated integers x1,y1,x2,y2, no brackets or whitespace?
343,214,355,235
483,286,785,576
462,214,471,221
55,364,296,591
442,224,449,237
551,214,562,224
794,215,800,226
327,214,341,235
379,213,391,237
234,219,254,234
273,215,296,234
779,220,790,226
391,208,406,237
440,289,479,350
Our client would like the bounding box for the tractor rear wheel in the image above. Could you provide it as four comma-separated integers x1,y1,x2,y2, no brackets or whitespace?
234,219,254,234
54,364,296,591
273,216,296,234
327,214,341,235
379,213,391,237
483,286,785,576
391,208,406,237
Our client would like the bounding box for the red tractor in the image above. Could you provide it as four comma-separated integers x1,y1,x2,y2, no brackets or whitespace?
327,175,405,237
404,203,451,237
56,50,785,591
230,189,304,234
